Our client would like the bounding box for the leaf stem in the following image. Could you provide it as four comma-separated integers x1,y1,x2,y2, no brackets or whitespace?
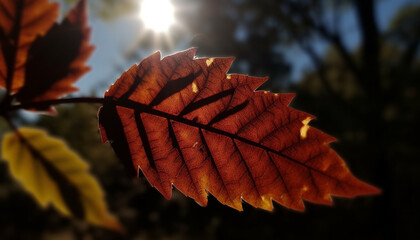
8,97,105,111
4,114,18,132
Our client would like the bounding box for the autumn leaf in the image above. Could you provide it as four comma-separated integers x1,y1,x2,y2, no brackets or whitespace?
98,48,379,211
0,0,93,110
1,127,122,231
15,0,94,106
0,0,59,92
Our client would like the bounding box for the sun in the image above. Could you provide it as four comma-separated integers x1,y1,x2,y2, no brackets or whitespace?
139,0,176,32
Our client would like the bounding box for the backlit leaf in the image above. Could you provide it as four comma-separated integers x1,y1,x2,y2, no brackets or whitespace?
0,0,59,92
1,127,122,231
15,0,94,106
99,48,379,211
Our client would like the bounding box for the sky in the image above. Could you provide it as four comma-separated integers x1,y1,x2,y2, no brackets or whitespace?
73,0,417,96
282,0,416,82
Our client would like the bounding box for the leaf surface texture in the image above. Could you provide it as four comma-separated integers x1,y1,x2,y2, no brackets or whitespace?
99,49,379,211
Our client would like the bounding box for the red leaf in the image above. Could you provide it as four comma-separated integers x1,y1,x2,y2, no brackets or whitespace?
99,48,379,211
15,0,94,106
0,0,59,92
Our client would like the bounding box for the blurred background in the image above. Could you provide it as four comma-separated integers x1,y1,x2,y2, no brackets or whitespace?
0,0,419,239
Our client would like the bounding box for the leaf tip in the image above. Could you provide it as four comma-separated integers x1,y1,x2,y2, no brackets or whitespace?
260,196,274,211
153,181,172,200
150,51,163,61
283,93,296,106
357,181,381,196
186,47,198,59
103,217,125,234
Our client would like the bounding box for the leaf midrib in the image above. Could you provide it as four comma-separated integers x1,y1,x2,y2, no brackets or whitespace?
108,98,340,183
17,133,85,218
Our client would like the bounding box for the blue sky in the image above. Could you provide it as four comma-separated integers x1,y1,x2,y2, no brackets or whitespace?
74,0,417,95
282,0,416,82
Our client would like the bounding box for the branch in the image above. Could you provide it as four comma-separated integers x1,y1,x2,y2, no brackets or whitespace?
400,31,420,67
313,24,362,84
354,0,381,97
281,16,354,112
295,38,354,113
8,97,105,111
4,114,17,132
282,1,362,86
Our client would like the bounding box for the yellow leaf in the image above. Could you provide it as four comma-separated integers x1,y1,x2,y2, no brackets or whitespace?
1,127,122,232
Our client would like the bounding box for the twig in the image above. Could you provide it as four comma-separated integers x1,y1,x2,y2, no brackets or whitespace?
8,97,105,112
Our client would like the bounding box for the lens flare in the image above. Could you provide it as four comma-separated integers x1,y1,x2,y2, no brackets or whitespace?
139,0,176,32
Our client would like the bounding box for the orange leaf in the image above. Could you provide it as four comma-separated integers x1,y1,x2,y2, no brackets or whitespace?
98,48,379,211
15,0,94,106
0,0,59,92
